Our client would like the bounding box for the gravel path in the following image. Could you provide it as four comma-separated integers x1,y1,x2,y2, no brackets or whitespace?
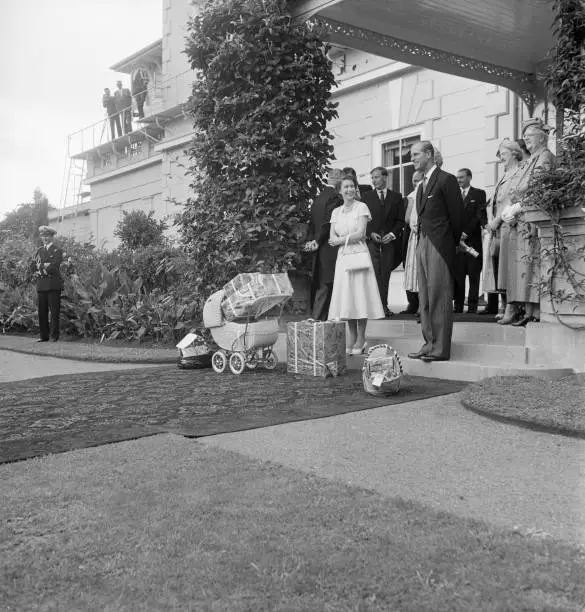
201,394,585,545
0,350,161,383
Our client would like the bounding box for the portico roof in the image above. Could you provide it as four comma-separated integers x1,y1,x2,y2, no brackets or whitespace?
290,0,555,104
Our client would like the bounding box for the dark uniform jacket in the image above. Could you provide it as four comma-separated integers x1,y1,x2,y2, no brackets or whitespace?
461,186,487,253
416,168,464,277
34,244,64,292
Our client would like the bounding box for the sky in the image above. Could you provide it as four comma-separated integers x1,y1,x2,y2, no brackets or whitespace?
0,0,162,220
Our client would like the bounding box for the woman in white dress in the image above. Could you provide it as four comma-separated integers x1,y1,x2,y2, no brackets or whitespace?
328,176,385,354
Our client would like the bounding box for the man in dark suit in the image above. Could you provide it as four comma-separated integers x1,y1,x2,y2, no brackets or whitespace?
363,167,405,316
305,169,343,320
33,226,64,342
102,88,122,140
408,142,464,362
454,168,486,314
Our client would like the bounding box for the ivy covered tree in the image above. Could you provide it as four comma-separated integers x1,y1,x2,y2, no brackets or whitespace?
178,0,338,299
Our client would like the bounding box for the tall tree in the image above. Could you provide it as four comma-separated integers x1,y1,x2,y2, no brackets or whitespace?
0,188,51,243
178,0,338,301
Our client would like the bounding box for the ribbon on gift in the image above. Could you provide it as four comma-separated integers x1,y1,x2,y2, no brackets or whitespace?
291,319,340,377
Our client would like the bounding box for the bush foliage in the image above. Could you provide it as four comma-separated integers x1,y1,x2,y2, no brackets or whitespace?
114,210,168,251
0,236,199,343
178,0,337,301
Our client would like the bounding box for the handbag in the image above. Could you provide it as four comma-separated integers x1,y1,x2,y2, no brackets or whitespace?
341,235,370,272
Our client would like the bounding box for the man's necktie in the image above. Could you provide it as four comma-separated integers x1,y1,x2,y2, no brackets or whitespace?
378,190,384,203
422,177,427,194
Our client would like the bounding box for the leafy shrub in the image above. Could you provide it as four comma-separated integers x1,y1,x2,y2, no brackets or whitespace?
0,236,200,343
114,210,168,251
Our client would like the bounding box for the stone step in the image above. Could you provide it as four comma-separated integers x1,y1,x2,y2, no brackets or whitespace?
344,354,573,382
365,319,526,346
367,337,529,365
271,333,571,382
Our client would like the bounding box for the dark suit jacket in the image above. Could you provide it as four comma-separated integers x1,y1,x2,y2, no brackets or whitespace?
461,186,487,253
307,186,342,287
364,188,405,240
417,168,464,276
33,244,64,292
364,188,405,271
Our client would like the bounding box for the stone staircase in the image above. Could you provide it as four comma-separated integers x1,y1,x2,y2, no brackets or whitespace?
272,319,574,382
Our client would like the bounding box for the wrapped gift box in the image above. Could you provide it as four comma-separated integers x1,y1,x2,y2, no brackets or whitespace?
287,320,347,377
221,272,293,321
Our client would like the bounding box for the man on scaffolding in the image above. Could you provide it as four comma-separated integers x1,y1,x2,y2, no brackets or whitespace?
102,88,122,140
114,80,133,134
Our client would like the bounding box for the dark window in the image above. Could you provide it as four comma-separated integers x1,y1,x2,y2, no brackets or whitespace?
381,135,420,194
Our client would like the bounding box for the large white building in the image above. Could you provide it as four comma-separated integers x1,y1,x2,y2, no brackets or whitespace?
51,0,552,249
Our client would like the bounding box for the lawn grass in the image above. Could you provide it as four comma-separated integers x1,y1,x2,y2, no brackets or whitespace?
460,375,585,437
2,434,584,612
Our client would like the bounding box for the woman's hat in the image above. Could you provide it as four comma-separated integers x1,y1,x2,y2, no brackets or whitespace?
38,225,57,236
522,117,550,135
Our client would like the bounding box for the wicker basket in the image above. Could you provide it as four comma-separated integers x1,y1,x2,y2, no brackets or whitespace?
362,344,403,396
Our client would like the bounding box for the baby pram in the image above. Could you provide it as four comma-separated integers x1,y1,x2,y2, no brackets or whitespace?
203,275,292,374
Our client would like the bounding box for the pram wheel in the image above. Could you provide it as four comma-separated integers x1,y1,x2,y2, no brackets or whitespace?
211,350,227,374
264,349,278,370
229,352,246,375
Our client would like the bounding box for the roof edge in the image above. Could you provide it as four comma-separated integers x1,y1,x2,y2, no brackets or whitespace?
110,39,163,72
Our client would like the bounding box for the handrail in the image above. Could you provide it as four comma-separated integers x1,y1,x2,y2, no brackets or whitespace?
67,68,196,153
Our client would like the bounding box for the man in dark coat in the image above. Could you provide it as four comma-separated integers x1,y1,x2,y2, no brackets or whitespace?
114,80,133,134
102,88,121,139
408,141,464,362
305,169,343,320
453,168,487,313
33,226,64,342
362,167,405,316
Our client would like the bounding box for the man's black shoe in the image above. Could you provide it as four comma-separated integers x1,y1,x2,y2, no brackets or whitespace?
467,308,478,314
408,351,428,360
399,309,417,315
421,355,450,362
36,339,49,343
453,308,463,314
384,310,394,318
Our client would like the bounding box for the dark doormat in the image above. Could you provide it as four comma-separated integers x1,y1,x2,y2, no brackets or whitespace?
0,366,466,464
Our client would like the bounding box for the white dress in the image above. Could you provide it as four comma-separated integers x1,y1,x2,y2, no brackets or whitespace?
328,202,385,321
403,191,419,293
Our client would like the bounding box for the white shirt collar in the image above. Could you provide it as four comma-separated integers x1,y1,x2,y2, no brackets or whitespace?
424,165,437,181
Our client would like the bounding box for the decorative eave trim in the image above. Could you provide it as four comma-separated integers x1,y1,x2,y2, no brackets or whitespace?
332,62,418,97
315,17,545,104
